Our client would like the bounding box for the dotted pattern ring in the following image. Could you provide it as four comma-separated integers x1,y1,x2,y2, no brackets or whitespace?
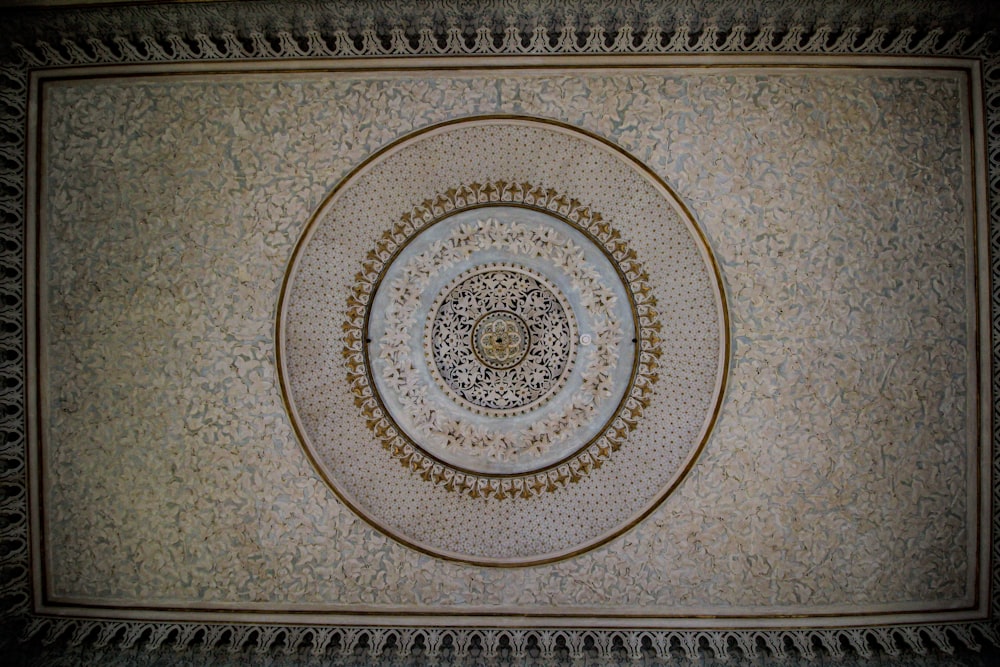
278,116,727,564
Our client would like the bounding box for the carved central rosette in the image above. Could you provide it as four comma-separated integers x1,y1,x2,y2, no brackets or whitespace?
427,265,577,415
473,311,529,369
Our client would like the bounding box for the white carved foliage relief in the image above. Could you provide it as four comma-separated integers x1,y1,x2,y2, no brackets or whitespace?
42,72,971,608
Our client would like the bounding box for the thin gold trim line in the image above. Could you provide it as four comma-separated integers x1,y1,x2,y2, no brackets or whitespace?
30,58,983,87
31,595,982,621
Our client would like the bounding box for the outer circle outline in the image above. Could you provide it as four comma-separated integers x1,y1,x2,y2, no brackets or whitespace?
276,115,731,567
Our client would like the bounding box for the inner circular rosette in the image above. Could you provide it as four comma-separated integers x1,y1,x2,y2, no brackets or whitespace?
278,117,728,564
427,263,579,415
471,309,532,371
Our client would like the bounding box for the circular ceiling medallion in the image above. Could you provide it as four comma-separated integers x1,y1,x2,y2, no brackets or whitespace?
278,117,728,565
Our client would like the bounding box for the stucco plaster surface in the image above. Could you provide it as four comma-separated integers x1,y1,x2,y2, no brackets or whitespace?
40,69,975,612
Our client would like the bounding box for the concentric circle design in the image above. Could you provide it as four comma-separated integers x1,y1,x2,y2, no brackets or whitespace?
427,264,578,415
369,210,631,473
278,117,728,565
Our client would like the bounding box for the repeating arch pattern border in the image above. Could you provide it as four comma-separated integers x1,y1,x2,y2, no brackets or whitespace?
1,3,999,663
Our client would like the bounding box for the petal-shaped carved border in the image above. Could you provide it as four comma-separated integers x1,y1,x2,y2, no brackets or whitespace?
342,179,662,499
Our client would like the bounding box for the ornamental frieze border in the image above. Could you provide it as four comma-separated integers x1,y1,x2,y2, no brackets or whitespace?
2,4,998,664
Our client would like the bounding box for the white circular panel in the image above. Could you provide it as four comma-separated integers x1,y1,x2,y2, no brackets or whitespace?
367,207,634,475
278,117,728,565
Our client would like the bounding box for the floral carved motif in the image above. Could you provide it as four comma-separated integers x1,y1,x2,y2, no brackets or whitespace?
344,180,663,499
427,264,578,415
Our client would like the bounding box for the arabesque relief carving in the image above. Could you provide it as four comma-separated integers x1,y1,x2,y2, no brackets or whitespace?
346,181,662,495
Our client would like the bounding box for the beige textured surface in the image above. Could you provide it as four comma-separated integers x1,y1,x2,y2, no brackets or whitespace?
38,67,978,614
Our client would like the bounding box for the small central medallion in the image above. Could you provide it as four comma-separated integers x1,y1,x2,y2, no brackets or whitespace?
473,311,529,369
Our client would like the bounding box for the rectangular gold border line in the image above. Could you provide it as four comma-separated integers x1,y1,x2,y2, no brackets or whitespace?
958,61,986,615
20,52,984,81
33,76,63,611
968,56,994,618
35,77,62,611
24,47,45,619
24,54,992,624
27,56,988,620
24,605,993,631
35,591,978,617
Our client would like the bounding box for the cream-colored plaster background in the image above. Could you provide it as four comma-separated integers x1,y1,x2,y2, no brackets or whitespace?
39,68,977,613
